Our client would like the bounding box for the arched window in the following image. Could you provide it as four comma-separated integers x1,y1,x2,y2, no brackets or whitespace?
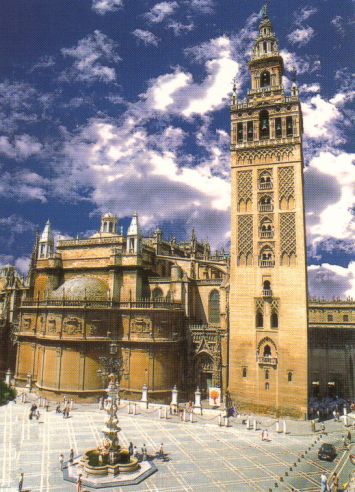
259,171,272,189
259,110,270,139
209,290,220,323
152,287,163,300
260,247,274,267
263,41,267,53
271,311,278,328
288,372,293,383
265,382,269,390
265,369,269,380
286,116,293,136
242,367,247,378
108,222,113,232
263,280,271,291
263,345,271,357
260,71,271,88
256,311,263,328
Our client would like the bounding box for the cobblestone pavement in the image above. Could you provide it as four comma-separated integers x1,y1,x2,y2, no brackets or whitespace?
0,400,351,492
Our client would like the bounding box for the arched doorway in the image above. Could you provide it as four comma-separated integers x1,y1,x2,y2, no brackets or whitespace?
194,352,214,398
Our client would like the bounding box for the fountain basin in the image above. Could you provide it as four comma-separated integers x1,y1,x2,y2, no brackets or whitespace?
80,448,139,476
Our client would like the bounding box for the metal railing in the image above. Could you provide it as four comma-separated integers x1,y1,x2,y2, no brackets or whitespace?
21,298,183,310
259,204,273,212
259,260,275,268
259,182,273,190
260,231,273,239
262,289,272,297
257,356,278,365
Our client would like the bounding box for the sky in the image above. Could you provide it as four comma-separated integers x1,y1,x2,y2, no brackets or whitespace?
0,0,353,299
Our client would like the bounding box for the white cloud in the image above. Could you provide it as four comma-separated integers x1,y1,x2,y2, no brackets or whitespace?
0,134,42,160
145,2,178,24
308,263,355,299
299,83,320,94
0,167,48,203
295,6,317,23
30,55,55,72
61,30,121,83
288,26,315,47
280,49,320,74
189,0,214,14
331,15,345,35
141,36,238,118
15,256,31,275
167,21,194,35
132,29,160,46
305,151,355,245
302,94,345,145
92,0,123,15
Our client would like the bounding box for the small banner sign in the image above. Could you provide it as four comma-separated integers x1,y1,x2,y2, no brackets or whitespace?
209,387,221,407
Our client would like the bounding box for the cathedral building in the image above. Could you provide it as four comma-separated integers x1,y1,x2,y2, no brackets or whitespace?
10,6,355,416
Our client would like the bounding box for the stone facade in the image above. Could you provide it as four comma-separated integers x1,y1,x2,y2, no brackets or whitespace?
229,8,308,418
14,215,228,401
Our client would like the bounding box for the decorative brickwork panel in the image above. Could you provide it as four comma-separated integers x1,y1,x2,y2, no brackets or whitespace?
237,145,294,164
271,299,279,313
237,170,252,202
280,213,296,255
278,166,295,200
255,298,264,312
238,215,253,256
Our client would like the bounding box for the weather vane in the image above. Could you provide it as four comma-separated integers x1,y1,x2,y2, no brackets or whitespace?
262,0,270,18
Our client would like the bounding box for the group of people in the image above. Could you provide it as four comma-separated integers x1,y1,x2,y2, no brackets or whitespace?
261,429,271,441
127,441,165,461
55,396,73,418
321,471,339,492
309,396,352,421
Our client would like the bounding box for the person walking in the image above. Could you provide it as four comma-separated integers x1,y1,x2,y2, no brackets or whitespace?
332,472,339,492
59,453,64,471
159,443,164,457
69,448,74,464
18,473,24,492
70,398,74,411
76,473,82,492
347,430,352,443
133,446,138,459
128,442,133,456
320,472,329,492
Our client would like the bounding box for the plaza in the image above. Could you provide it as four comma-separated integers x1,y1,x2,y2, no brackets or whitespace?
0,398,353,491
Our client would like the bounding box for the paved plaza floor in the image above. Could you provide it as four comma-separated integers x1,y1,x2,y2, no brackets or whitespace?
0,400,352,492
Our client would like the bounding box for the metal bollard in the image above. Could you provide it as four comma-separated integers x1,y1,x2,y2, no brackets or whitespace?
133,403,137,415
159,407,162,419
165,407,168,419
218,414,222,427
224,416,229,427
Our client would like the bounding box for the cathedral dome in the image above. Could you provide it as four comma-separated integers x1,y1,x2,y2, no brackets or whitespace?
50,277,109,300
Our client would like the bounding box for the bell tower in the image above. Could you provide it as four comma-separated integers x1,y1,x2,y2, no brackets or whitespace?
229,5,308,418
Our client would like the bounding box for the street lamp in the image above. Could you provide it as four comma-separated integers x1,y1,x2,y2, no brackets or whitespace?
97,341,124,404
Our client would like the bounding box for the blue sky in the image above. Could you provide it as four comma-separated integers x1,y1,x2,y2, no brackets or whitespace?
0,0,353,298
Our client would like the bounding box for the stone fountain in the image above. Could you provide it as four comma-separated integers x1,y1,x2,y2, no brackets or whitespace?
63,373,157,488
80,373,139,476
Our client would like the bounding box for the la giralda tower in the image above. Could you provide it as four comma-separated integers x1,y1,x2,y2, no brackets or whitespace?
229,5,308,418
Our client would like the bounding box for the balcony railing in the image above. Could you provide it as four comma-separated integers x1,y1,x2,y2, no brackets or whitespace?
257,356,278,365
260,231,273,239
259,182,273,190
259,260,275,268
21,298,183,310
262,289,272,297
259,204,273,212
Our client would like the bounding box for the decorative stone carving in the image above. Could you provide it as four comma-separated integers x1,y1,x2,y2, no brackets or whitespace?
255,298,264,313
278,166,295,200
22,317,32,331
88,319,102,336
238,215,253,256
237,145,294,164
130,317,151,334
63,317,82,335
237,170,252,202
280,212,296,255
47,318,57,334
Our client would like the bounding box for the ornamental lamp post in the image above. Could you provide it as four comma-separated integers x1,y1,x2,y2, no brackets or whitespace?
97,341,124,405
